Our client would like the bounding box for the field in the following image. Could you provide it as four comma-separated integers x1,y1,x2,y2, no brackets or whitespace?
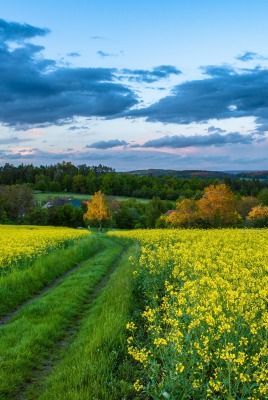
110,229,268,399
0,225,89,271
34,191,149,204
0,226,267,399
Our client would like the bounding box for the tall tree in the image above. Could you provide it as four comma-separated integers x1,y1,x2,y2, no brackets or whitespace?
0,184,34,221
257,188,268,206
83,191,111,231
197,184,241,227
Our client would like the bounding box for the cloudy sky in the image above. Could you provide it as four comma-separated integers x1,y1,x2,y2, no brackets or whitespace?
1,0,268,171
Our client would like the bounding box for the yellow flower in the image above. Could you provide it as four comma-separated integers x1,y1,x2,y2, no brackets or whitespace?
133,379,143,391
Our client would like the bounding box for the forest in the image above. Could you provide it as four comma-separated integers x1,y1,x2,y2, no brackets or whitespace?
0,162,268,228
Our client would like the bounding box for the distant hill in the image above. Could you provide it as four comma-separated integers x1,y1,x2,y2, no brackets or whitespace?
236,171,268,180
125,169,234,179
125,169,268,180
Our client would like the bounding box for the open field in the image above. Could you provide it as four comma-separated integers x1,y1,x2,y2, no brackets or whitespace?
0,226,138,399
0,225,89,272
0,226,267,399
110,229,268,399
34,191,149,204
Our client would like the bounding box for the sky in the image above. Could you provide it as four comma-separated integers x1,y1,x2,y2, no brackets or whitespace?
0,0,268,171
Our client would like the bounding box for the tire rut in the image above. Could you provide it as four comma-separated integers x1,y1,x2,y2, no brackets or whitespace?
0,247,104,327
16,243,128,400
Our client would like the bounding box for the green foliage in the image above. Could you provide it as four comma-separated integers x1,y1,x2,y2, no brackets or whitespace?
24,208,49,225
1,162,267,202
0,235,102,317
0,184,34,221
0,236,123,399
145,197,173,228
1,162,268,228
36,240,139,400
257,188,268,206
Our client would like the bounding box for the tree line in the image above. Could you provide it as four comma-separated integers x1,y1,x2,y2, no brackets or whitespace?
0,162,267,200
84,186,268,230
1,162,268,229
1,183,268,228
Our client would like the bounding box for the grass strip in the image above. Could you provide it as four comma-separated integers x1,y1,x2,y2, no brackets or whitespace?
0,235,102,317
34,241,140,400
0,237,124,400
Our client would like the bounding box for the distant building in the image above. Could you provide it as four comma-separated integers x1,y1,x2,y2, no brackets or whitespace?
42,198,83,209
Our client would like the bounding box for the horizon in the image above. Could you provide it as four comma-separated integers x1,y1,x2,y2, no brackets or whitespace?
1,161,267,175
1,1,268,171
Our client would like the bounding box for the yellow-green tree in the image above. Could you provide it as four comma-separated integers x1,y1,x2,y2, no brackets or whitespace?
167,199,199,227
247,205,268,227
83,191,111,231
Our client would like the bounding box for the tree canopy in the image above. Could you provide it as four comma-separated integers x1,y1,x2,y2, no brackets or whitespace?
197,184,241,227
83,191,111,231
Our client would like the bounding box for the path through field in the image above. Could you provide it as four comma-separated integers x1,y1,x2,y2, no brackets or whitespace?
0,235,137,400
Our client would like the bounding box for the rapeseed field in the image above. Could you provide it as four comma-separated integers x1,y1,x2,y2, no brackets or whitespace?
0,225,89,270
111,229,268,399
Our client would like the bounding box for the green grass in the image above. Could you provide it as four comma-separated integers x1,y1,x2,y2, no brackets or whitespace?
0,236,126,399
34,241,140,400
34,192,90,202
0,235,102,317
34,191,149,204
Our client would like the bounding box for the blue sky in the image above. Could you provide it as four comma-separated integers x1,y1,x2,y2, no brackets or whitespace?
1,0,268,171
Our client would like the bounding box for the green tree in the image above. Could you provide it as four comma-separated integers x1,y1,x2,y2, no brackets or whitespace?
257,188,268,206
145,197,172,228
0,184,34,222
72,174,86,193
24,208,49,225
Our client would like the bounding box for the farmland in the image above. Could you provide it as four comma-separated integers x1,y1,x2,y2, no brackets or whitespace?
0,225,89,271
110,229,268,399
0,226,267,399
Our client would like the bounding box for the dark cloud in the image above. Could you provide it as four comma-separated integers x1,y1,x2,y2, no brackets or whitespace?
236,51,265,62
67,125,89,131
0,19,138,129
0,18,49,42
133,132,262,149
2,17,268,139
0,136,33,145
97,50,117,58
121,65,181,83
128,66,268,130
67,52,80,57
1,145,267,171
86,139,128,149
201,65,236,77
207,126,226,134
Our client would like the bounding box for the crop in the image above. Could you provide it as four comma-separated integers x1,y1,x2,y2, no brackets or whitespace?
110,229,268,399
0,225,89,271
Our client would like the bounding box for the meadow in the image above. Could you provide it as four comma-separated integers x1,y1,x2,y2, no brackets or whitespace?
34,191,149,204
0,226,267,399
